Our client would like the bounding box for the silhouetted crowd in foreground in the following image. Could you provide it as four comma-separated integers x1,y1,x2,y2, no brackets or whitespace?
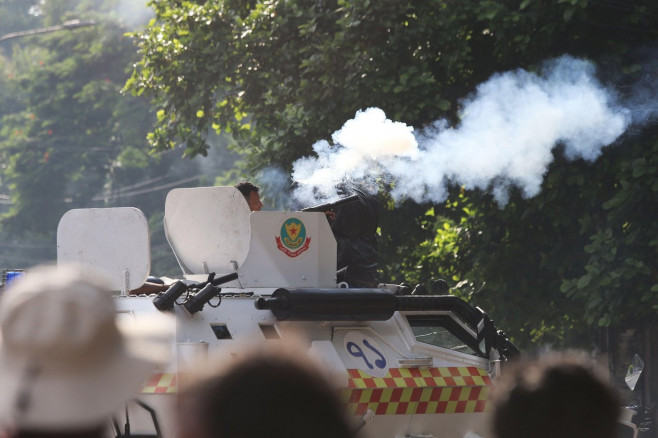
0,264,622,438
490,352,621,438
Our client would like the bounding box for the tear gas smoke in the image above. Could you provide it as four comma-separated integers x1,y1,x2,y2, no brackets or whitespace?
254,167,291,211
116,0,153,30
292,55,654,206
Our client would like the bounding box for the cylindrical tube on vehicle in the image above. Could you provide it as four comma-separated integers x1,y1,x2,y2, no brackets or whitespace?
255,288,398,321
152,280,188,312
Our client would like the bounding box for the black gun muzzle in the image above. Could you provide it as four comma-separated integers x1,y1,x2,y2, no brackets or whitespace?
301,194,360,213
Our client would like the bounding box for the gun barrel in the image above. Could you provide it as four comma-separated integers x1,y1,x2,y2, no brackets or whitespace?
301,194,360,212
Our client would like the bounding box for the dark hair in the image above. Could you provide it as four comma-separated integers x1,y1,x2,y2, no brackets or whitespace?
234,182,260,199
492,351,621,438
185,348,355,438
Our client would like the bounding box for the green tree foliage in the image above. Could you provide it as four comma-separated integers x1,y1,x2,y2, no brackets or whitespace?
129,0,658,348
559,131,658,328
0,0,42,39
0,19,147,235
128,0,653,160
0,0,205,275
127,0,492,160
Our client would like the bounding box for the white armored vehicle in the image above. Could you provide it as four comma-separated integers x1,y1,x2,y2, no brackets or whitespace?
48,186,517,438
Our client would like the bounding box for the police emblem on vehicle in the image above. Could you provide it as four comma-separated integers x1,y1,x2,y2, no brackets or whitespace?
275,218,311,257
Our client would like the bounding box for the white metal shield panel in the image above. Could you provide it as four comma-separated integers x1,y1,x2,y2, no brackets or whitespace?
238,211,337,288
164,186,251,277
57,207,150,292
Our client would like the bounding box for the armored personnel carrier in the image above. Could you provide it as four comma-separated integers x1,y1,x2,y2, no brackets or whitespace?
49,186,518,438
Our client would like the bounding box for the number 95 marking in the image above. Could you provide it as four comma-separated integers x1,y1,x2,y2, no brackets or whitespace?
343,332,388,376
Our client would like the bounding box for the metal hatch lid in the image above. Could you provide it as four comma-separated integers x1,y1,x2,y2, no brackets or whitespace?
56,207,150,292
164,186,251,277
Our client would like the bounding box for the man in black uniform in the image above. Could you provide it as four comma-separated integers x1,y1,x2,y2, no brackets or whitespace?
326,186,379,288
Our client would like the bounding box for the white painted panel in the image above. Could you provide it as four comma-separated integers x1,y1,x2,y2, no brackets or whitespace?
57,207,150,291
164,186,251,277
238,211,337,288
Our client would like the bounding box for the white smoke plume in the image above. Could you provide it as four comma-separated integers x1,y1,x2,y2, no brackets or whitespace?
254,167,291,210
116,0,153,30
291,55,642,206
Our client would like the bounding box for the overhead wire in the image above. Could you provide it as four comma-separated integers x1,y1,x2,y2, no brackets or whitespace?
107,175,168,192
93,175,202,201
0,175,204,205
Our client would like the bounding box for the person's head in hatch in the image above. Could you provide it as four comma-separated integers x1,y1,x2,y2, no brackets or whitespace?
234,182,263,212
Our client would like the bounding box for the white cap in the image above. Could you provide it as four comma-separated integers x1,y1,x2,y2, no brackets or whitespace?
0,264,173,431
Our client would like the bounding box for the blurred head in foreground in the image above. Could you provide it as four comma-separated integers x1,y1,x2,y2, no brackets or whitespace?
491,351,620,438
178,340,356,438
0,264,172,437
